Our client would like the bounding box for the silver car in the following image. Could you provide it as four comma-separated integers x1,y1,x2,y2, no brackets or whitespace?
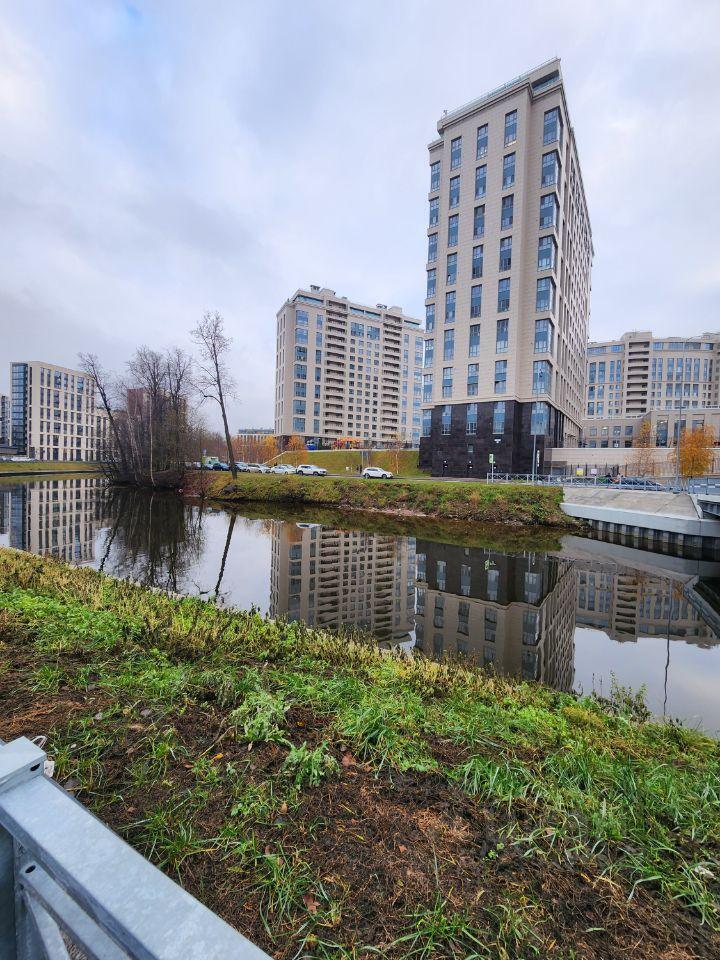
270,464,296,475
246,463,270,473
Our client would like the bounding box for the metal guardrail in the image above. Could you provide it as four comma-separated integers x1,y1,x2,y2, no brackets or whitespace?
0,737,270,959
485,473,686,492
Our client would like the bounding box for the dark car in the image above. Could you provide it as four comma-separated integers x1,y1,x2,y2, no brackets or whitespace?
211,462,230,471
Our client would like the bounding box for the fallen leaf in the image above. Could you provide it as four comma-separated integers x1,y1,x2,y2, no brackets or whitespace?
213,753,223,760
303,893,319,914
279,802,288,815
398,844,407,853
341,752,356,768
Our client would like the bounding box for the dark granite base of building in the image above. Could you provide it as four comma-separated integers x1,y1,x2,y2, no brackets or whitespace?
419,400,564,477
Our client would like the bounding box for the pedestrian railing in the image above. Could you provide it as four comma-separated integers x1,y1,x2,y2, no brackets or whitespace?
485,473,690,492
0,736,270,960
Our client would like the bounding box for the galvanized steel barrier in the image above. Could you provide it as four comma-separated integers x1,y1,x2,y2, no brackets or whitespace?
0,737,271,959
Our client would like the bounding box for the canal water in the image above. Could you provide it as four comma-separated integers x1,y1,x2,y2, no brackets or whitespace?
2,475,719,732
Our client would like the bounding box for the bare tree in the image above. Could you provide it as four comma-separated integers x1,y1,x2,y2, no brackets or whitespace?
78,352,127,474
191,311,238,479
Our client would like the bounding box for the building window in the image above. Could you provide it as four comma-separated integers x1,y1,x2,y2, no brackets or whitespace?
504,109,517,146
541,151,560,187
536,276,556,312
445,290,456,323
446,252,457,285
499,236,512,272
467,364,479,396
533,360,551,393
476,123,488,158
469,324,481,357
470,284,482,318
475,164,487,199
537,235,556,270
466,402,478,433
429,196,439,226
430,160,440,191
422,408,432,436
447,214,459,247
425,302,435,331
497,279,510,313
427,269,436,298
449,175,460,208
472,244,483,279
496,318,509,353
501,194,513,229
294,363,307,379
534,318,553,353
531,401,549,435
543,107,562,146
502,153,515,189
495,360,507,393
473,205,485,238
441,404,452,433
294,381,306,397
423,373,433,403
295,345,307,362
293,399,306,415
450,136,462,169
428,233,437,262
443,329,455,361
442,367,453,398
539,193,559,229
292,417,305,432
423,338,434,367
493,400,505,434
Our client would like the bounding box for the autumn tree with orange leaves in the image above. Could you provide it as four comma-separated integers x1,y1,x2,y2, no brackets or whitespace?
678,425,716,479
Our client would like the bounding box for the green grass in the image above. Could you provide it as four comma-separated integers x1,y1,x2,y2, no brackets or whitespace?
208,474,572,527
274,448,427,478
0,460,105,476
1,547,719,958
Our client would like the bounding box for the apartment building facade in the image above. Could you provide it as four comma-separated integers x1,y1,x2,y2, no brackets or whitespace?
419,59,592,475
275,287,423,448
0,394,9,448
582,331,720,448
10,362,109,461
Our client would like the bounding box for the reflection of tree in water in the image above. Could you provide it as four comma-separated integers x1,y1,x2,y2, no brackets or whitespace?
98,487,205,593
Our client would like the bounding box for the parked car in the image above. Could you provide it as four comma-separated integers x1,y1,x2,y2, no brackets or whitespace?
246,463,270,473
296,464,327,476
270,464,296,474
234,462,250,472
362,466,394,480
211,461,229,471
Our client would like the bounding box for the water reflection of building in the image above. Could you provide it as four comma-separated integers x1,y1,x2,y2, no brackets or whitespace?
576,565,717,646
5,477,106,562
269,522,416,644
414,542,577,691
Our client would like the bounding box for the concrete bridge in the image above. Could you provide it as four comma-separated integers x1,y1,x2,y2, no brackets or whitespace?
561,488,720,559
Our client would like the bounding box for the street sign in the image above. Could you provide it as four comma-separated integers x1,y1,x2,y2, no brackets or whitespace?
489,454,494,464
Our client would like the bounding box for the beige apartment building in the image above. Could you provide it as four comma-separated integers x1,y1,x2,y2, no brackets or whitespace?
581,330,720,448
274,286,423,447
10,361,109,462
269,520,416,646
419,59,592,476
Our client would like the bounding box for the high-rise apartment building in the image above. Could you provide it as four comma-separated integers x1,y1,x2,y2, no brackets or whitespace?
582,331,720,447
0,394,9,447
10,362,109,462
275,286,423,447
419,59,592,475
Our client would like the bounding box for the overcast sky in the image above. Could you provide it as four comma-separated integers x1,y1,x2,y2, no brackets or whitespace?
1,0,719,429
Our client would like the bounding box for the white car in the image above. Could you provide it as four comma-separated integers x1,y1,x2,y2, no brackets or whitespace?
362,467,394,479
296,464,327,476
246,462,270,473
270,464,296,474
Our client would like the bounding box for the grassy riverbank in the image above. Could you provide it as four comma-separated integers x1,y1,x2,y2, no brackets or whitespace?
274,449,427,478
209,474,572,527
1,549,719,958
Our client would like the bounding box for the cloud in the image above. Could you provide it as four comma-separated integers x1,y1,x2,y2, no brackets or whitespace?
1,0,719,428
